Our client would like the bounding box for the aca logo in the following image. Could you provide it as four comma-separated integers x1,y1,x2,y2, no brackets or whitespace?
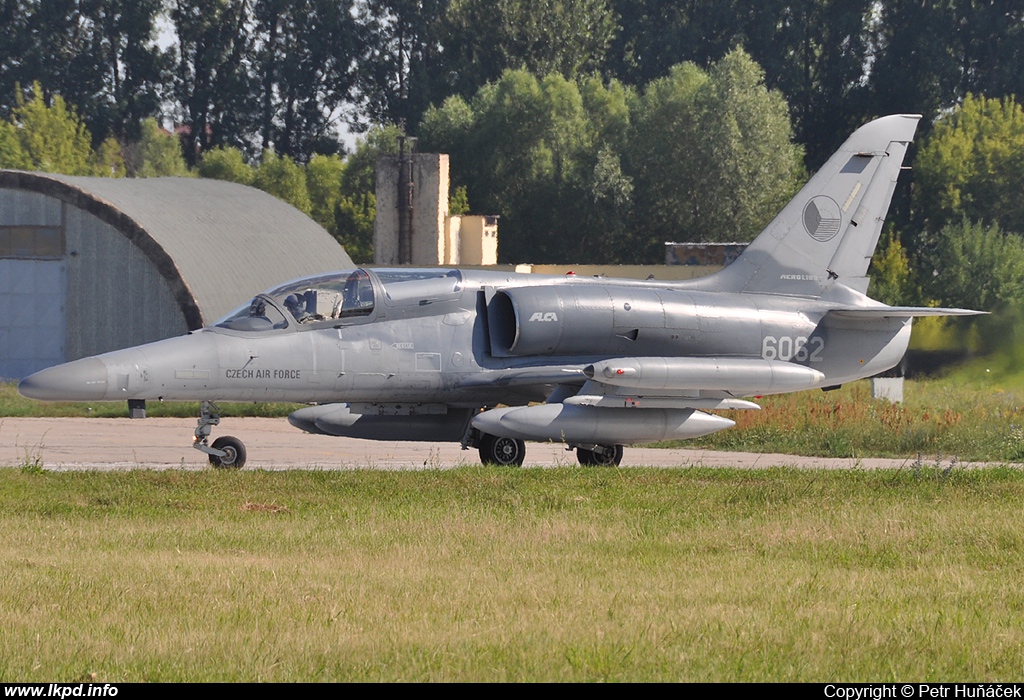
528,312,558,322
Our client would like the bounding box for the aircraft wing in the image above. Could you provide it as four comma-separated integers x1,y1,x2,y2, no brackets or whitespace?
827,306,987,319
455,367,585,388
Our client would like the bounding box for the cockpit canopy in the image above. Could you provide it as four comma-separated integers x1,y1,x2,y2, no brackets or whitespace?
213,268,463,332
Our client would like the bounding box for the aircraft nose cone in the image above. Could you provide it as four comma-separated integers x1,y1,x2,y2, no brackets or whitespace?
18,357,109,401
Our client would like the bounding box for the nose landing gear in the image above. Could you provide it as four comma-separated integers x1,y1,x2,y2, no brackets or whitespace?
193,400,247,469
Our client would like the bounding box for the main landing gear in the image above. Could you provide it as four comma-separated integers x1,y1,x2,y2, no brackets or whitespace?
575,444,624,467
193,400,247,469
478,433,527,466
467,427,624,468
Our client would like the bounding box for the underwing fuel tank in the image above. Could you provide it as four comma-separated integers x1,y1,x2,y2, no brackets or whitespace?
471,404,735,445
584,357,825,394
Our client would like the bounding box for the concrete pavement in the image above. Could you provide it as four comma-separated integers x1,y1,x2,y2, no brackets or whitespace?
0,416,993,471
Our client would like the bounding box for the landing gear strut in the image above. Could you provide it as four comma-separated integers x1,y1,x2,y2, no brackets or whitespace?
193,400,247,469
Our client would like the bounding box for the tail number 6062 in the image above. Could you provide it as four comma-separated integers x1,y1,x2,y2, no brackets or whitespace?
761,335,824,362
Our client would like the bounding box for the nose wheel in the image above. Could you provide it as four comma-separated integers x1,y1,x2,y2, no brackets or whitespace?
193,401,247,469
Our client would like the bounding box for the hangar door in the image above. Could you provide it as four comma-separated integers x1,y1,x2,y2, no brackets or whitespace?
0,258,66,379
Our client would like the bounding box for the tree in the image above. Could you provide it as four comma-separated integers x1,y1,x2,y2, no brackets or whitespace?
11,82,98,175
126,118,191,177
0,120,30,169
606,0,743,86
628,50,803,251
918,219,1024,311
335,192,375,263
421,70,582,262
354,0,448,129
171,0,256,164
332,124,403,262
252,0,361,161
0,1,168,146
442,0,617,99
741,0,875,165
868,229,915,306
306,153,344,233
913,94,1024,236
253,149,312,214
78,0,170,142
198,146,255,185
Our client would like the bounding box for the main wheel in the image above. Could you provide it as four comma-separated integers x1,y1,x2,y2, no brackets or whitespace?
209,435,246,469
479,434,526,466
577,444,623,467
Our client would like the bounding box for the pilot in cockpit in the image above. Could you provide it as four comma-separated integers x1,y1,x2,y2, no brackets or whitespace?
284,294,310,321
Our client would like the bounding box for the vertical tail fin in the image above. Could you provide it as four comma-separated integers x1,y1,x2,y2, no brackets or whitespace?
693,114,921,297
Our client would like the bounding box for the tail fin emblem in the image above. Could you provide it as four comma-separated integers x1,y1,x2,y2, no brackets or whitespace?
803,196,842,242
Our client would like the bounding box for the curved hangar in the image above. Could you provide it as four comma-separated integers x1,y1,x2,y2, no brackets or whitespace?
0,171,353,379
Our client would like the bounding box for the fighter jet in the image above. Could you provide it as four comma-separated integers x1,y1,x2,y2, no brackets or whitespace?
18,114,982,468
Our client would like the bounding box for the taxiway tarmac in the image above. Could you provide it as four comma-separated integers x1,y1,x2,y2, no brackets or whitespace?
0,417,989,471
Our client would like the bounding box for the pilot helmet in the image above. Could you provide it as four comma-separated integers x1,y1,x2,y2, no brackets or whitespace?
284,294,304,316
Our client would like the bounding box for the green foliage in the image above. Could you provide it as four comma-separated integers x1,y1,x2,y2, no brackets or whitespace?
421,69,639,262
251,0,359,161
335,192,376,264
94,137,126,178
449,185,470,216
198,146,255,185
320,125,403,262
919,219,1024,311
422,53,801,263
129,118,191,177
12,82,99,175
254,150,312,214
0,120,30,169
306,153,344,234
868,229,916,305
443,0,618,96
914,95,1024,235
339,124,403,199
630,49,803,249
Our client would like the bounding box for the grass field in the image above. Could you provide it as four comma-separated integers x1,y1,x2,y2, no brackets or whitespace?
2,467,1024,682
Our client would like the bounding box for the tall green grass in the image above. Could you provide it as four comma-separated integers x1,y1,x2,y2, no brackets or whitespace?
1,467,1023,681
672,379,1024,461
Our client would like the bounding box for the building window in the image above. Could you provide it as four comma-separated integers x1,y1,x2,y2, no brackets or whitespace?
0,227,65,259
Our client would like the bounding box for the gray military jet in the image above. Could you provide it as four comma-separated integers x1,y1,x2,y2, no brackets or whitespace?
18,114,982,468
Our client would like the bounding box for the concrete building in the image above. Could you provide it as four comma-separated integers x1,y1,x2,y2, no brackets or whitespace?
374,152,498,266
0,171,353,379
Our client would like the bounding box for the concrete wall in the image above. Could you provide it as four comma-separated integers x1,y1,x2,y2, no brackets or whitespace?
445,215,498,265
513,264,723,280
374,153,450,265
